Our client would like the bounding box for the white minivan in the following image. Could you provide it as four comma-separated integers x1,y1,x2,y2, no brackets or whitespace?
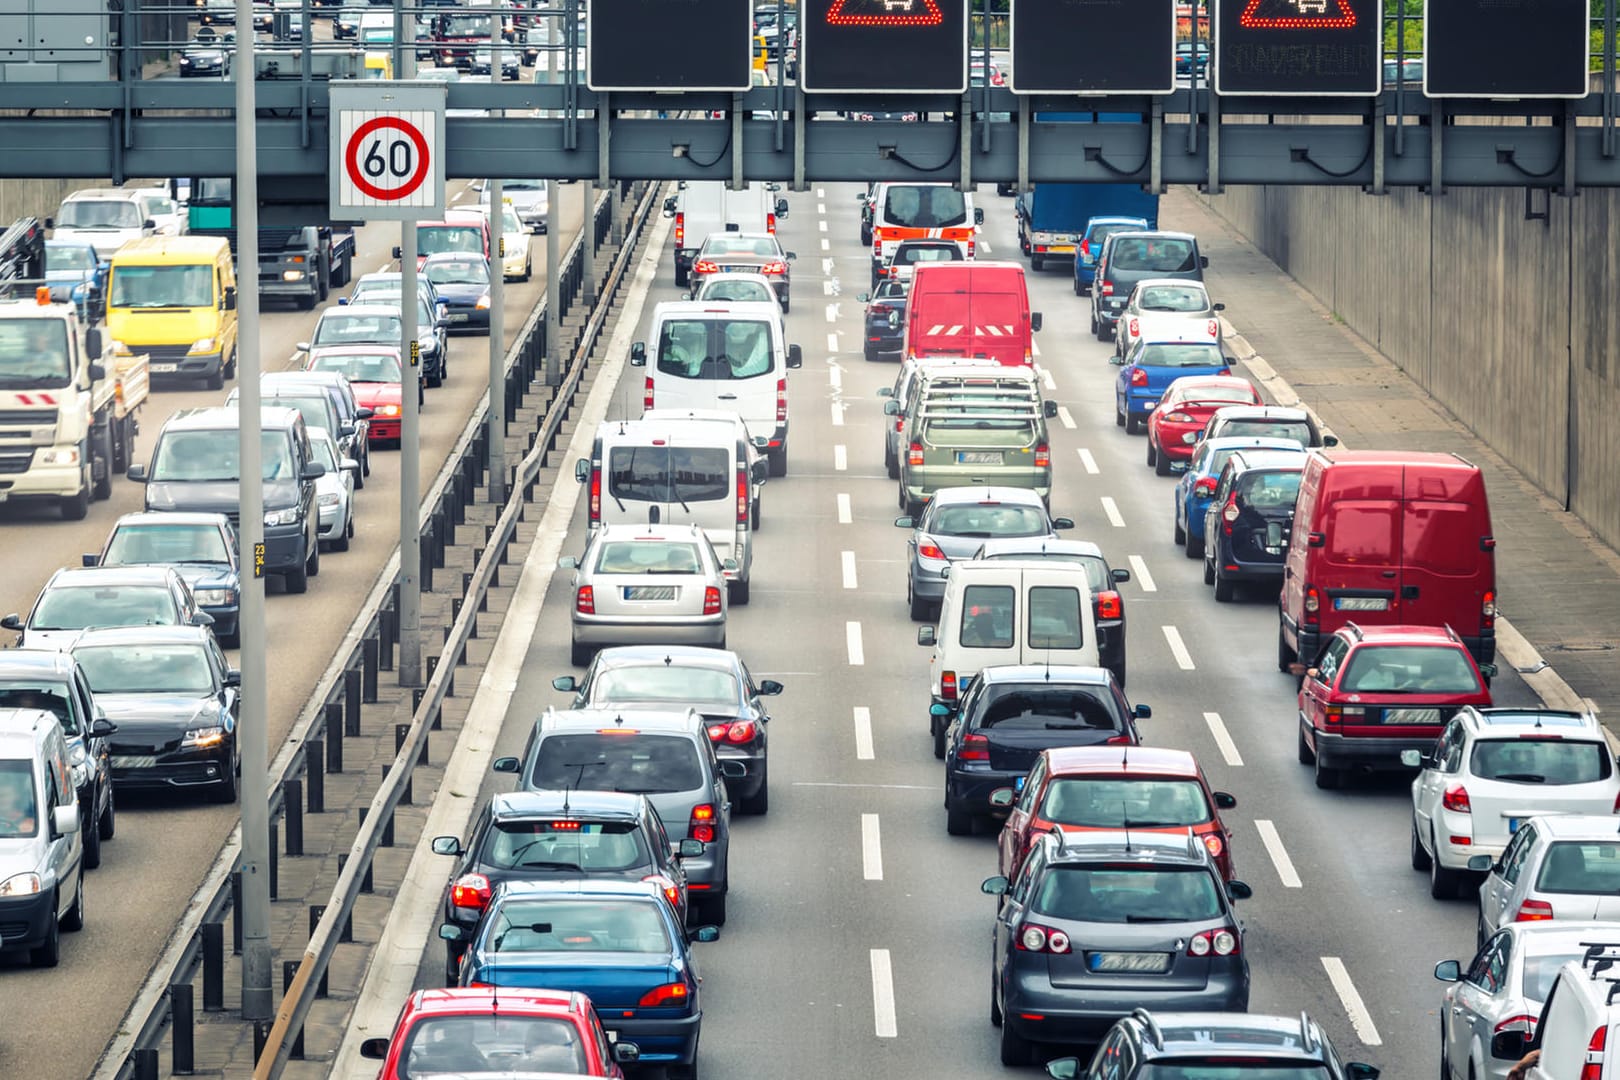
52,189,159,260
576,413,768,603
630,300,803,477
917,560,1099,757
0,708,85,968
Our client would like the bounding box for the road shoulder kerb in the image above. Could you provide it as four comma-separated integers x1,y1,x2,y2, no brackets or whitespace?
328,195,676,1076
1216,315,1598,725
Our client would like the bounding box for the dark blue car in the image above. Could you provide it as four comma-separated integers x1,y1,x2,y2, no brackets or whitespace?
858,278,908,362
1114,338,1230,434
452,879,717,1071
1173,437,1305,560
85,512,243,648
1072,216,1149,295
420,252,492,334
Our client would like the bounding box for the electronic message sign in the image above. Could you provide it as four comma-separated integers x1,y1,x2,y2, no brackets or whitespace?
800,0,968,93
587,0,753,92
1010,0,1175,95
1212,0,1381,97
1424,0,1590,99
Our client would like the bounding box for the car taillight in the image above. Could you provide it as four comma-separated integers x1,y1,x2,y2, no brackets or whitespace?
895,416,904,433
1320,704,1363,727
702,586,722,616
1442,785,1471,813
1195,477,1218,496
1203,833,1225,859
766,212,776,234
1482,590,1497,628
689,803,717,844
1079,239,1091,258
642,873,682,909
1188,928,1240,956
761,259,787,275
638,981,691,1008
909,442,925,466
776,378,787,422
1304,585,1320,624
959,733,989,761
1016,924,1070,953
450,873,492,912
675,212,684,247
737,469,749,523
918,542,945,560
1095,590,1122,620
706,718,756,744
1034,444,1050,468
1130,368,1148,387
1217,367,1231,376
693,259,719,274
1516,898,1555,923
1100,281,1113,296
1128,317,1139,338
1583,1024,1609,1080
575,585,594,614
1164,411,1193,423
589,467,601,522
941,671,957,700
644,375,654,411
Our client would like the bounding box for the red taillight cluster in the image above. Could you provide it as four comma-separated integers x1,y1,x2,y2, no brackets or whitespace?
1202,832,1225,859
642,873,682,910
675,212,684,247
702,586,722,616
959,732,989,761
575,586,595,615
693,259,719,274
1221,495,1240,534
1163,411,1193,423
1079,239,1091,258
776,378,787,422
967,237,976,258
1095,590,1122,620
450,873,492,912
1303,585,1320,625
1130,368,1148,387
766,212,776,234
638,981,691,1008
1034,444,1050,468
589,467,602,522
1100,281,1114,296
761,260,787,275
1194,477,1218,496
1482,589,1497,629
941,671,958,700
908,442,925,467
1442,785,1471,813
917,542,945,560
689,803,717,844
1187,928,1240,956
737,469,749,523
1128,317,1139,339
1516,898,1555,923
1582,1023,1607,1080
643,375,654,411
706,718,757,744
1015,924,1070,953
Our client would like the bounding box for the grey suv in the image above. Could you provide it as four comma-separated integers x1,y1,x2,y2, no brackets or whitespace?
1091,231,1209,341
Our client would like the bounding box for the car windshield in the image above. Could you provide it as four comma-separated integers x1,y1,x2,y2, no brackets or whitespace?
308,436,339,473
417,225,483,256
263,395,334,435
704,236,780,258
1110,237,1198,273
400,1014,587,1077
486,898,670,955
1523,950,1590,1004
589,665,739,706
1040,778,1214,828
530,733,704,795
313,313,403,346
1470,739,1611,785
1174,386,1255,407
1137,344,1224,368
310,352,402,383
1217,419,1311,446
498,208,522,234
479,819,650,872
882,184,968,228
47,245,96,272
1138,285,1208,312
104,523,231,566
0,684,79,734
108,265,213,309
0,317,73,387
1339,646,1481,694
594,541,704,575
58,198,142,229
930,504,1049,538
977,687,1116,730
152,428,295,482
426,259,489,286
922,415,1037,448
701,280,773,303
1137,1065,1333,1080
1033,865,1224,923
31,585,177,632
74,643,213,694
656,320,774,380
0,759,39,840
1536,842,1620,894
607,446,730,504
443,13,494,34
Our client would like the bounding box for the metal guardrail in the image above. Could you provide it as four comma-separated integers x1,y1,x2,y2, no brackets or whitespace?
94,181,646,1080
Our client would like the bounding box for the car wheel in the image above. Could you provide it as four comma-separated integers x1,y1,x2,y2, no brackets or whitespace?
82,816,101,870
946,802,974,836
739,766,768,815
1125,412,1143,435
1412,819,1433,871
669,1061,699,1080
702,892,727,927
61,871,84,932
1213,569,1235,603
1186,532,1204,560
1114,401,1126,428
445,943,463,987
98,787,115,841
752,498,761,531
283,561,309,594
223,347,237,380
1146,438,1158,469
932,721,947,761
1313,750,1341,790
570,639,593,667
1030,255,1044,272
728,577,750,605
332,516,351,552
768,446,787,478
31,893,62,967
1072,275,1083,296
885,441,898,479
92,425,114,501
306,539,321,578
1174,514,1187,546
1277,626,1297,673
60,481,90,522
999,1013,1035,1067
1297,724,1314,765
1154,445,1173,477
1203,554,1215,586
908,582,930,623
860,226,872,247
990,971,1004,1027
780,295,790,314
1440,1022,1452,1080
1430,829,1462,899
674,264,688,288
210,754,239,803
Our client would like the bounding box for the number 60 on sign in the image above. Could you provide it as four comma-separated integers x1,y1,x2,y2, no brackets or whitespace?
329,83,447,221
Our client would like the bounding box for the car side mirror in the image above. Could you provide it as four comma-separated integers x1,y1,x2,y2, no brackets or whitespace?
930,703,953,718
719,759,746,778
876,386,893,397
492,756,520,773
662,196,678,215
574,458,590,483
430,835,462,856
355,407,375,420
0,614,20,631
894,515,914,528
223,287,237,311
629,341,646,367
775,198,789,216
295,342,310,353
1433,959,1462,983
883,400,901,415
1200,255,1210,268
677,838,706,858
1479,663,1498,679
787,344,803,369
557,556,578,570
1213,302,1226,311
189,611,216,627
981,875,1009,896
338,423,357,439
438,923,468,943
1467,854,1496,872
300,462,326,480
1400,749,1425,768
1043,400,1057,419
1051,517,1074,530
1111,567,1131,583
1226,879,1253,900
225,667,241,687
988,787,1015,807
1046,1060,1081,1080
1345,1066,1380,1080
751,459,767,483
51,803,79,839
360,1038,390,1060
82,553,99,567
612,1041,642,1065
391,245,403,259
90,717,118,738
551,675,578,692
758,679,784,695
1209,792,1236,811
691,925,721,943
143,217,157,230
918,626,936,647
974,207,985,224
336,297,349,306
1133,704,1152,719
856,193,868,203
1030,312,1042,332
1322,434,1340,448
722,557,739,572
126,463,148,483
856,292,870,303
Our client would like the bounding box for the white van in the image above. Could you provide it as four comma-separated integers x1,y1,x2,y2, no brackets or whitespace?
917,560,1099,755
575,414,768,603
663,181,791,287
630,300,803,477
1527,945,1620,1080
0,708,85,967
52,189,159,260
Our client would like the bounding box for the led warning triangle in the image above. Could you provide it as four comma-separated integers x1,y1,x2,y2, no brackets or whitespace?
827,0,945,28
1239,0,1357,30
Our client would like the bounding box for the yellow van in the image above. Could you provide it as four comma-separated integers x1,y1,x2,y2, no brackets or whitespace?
106,235,238,389
364,52,393,79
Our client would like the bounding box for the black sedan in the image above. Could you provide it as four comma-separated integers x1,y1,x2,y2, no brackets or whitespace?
857,278,908,363
552,644,782,815
971,537,1132,686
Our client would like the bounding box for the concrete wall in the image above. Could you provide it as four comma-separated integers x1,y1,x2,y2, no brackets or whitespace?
0,179,103,225
1197,183,1620,551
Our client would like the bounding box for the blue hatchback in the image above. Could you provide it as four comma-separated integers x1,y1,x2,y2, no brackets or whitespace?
451,879,717,1070
1114,339,1229,434
1173,437,1305,560
1073,216,1149,295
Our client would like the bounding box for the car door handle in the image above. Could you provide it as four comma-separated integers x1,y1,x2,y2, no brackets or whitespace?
717,393,738,400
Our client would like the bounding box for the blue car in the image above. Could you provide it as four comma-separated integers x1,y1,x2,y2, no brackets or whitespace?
420,251,493,334
451,879,717,1070
84,512,244,649
1114,337,1230,434
44,240,103,316
1072,216,1149,295
1173,436,1305,560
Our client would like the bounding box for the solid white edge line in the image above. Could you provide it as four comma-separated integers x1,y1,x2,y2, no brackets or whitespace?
842,550,858,589
1322,957,1383,1046
861,813,883,880
1056,406,1076,430
833,444,848,471
1162,625,1195,670
1101,496,1125,528
1254,819,1303,888
847,621,865,665
1128,555,1156,592
1203,711,1244,767
871,949,898,1038
853,706,874,760
837,493,852,524
1078,448,1099,475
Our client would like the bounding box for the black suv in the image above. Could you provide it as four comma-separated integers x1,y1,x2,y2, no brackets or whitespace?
430,789,705,984
1046,1009,1381,1080
1091,231,1209,340
1201,449,1307,604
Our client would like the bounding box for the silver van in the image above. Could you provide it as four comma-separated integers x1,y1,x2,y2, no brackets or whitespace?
0,708,85,967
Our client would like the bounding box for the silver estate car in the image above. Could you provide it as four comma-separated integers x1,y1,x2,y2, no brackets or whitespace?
560,524,732,667
1471,815,1620,943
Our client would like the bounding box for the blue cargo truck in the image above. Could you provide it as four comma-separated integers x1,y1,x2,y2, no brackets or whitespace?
1012,112,1161,273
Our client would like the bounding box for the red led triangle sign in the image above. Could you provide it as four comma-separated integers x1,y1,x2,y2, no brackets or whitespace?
1239,0,1357,30
827,0,944,28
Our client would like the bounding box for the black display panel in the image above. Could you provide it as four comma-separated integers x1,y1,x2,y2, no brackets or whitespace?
1010,0,1175,94
1212,0,1381,97
799,0,968,93
1424,0,1590,99
587,0,753,91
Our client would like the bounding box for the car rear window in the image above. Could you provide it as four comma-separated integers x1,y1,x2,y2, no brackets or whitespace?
1137,343,1224,368
607,446,730,504
1339,646,1481,695
530,733,704,795
1088,223,1141,248
417,225,484,256
478,819,650,873
657,319,774,380
1040,778,1213,828
313,313,403,346
960,585,1014,649
933,505,1049,538
589,665,738,707
1236,471,1302,509
1470,739,1612,785
402,1015,587,1076
1028,586,1084,649
1137,285,1207,312
594,541,704,575
977,687,1115,731
704,236,780,257
1110,237,1197,273
1523,950,1588,1004
1033,865,1222,923
922,416,1037,448
1218,418,1311,446
896,245,960,266
1535,841,1620,894
486,899,671,954
701,280,773,303
1177,385,1256,407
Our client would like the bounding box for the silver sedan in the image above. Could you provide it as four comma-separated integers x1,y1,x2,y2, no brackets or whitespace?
561,524,732,667
308,429,357,554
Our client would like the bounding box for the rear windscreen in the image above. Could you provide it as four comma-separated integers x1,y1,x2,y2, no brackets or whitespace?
896,245,960,266
1535,842,1620,894
1469,739,1611,786
922,416,1036,448
1137,344,1224,369
1236,471,1302,510
1219,419,1310,446
1033,865,1221,923
1136,285,1208,312
1338,646,1480,694
1039,778,1213,828
607,446,730,504
656,319,774,380
960,585,1014,648
477,819,650,872
486,899,671,954
933,505,1049,538
531,733,704,795
1109,237,1197,273
978,687,1113,730
1028,586,1084,650
882,185,968,229
594,541,704,575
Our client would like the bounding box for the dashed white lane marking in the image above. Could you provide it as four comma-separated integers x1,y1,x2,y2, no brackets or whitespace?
816,186,826,197
821,238,830,251
453,189,469,202
1162,626,1195,670
829,365,843,390
823,257,836,275
376,260,391,273
1101,496,1125,528
837,493,852,524
853,706,874,760
861,814,883,880
285,350,303,366
1322,957,1383,1046
980,239,992,255
818,219,828,232
1078,448,1099,474
831,401,844,427
1036,365,1055,391
823,279,836,296
847,621,865,665
870,950,898,1038
818,202,827,214
1204,711,1244,767
1056,406,1076,430
827,332,839,353
834,444,847,471
825,303,839,323
1128,556,1156,592
1254,819,1303,888
842,550,858,589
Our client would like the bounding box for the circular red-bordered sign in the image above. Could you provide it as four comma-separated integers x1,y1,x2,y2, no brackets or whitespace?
344,116,432,201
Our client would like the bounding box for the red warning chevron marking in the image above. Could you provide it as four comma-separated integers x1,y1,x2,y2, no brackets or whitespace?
1239,0,1357,30
826,0,944,28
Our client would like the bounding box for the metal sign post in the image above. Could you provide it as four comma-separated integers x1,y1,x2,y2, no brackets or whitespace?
330,81,445,686
488,33,506,503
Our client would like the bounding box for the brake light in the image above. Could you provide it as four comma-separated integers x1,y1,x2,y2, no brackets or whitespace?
1517,898,1555,923
1320,704,1364,727
1482,590,1497,629
702,586,722,616
689,803,717,844
766,212,776,234
1128,317,1139,338
941,671,957,701
706,718,756,744
638,981,691,1008
1442,785,1471,813
575,586,594,614
1079,239,1091,258
1202,833,1225,859
1583,1024,1609,1080
1130,368,1148,387
1222,496,1240,530
909,442,925,467
549,820,582,830
644,375,654,411
1194,477,1218,496
1095,590,1122,621
895,415,904,433
959,733,989,761
1188,928,1240,956
589,467,601,522
1304,585,1320,624
967,237,976,258
450,873,492,912
642,873,682,910
1016,924,1071,953
1163,411,1193,423
1100,281,1113,296
1217,367,1231,376
737,469,749,523
760,259,787,275
776,378,787,422
1033,443,1050,468
693,259,719,274
675,212,684,247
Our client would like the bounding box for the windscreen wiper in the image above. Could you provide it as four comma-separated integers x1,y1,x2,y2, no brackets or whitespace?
516,860,584,872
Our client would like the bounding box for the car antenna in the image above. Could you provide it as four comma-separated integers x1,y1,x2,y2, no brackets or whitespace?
664,654,673,667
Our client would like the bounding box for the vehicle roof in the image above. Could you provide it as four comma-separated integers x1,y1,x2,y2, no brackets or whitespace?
1045,829,1212,866
0,708,63,747
111,511,231,529
1227,450,1309,472
977,665,1114,687
1533,815,1620,839
540,708,704,734
65,187,143,202
1144,1012,1332,1058
652,299,781,320
975,537,1105,560
310,343,403,357
696,272,774,286
592,523,713,543
1046,745,1201,778
490,790,646,822
0,650,79,677
1341,624,1463,646
927,485,1048,508
591,644,742,672
68,625,213,649
1214,405,1311,422
172,405,305,432
403,987,585,1020
421,250,486,263
45,565,178,588
111,236,232,261
493,878,666,902
1315,449,1480,470
1137,328,1220,346
700,231,777,243
1108,229,1199,243
322,303,406,318
1498,922,1620,947
1085,215,1150,226
1132,277,1210,291
1197,436,1306,458
1166,376,1256,397
1461,707,1603,737
893,238,961,249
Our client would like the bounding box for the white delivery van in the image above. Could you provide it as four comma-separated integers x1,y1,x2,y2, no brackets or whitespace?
630,300,803,477
575,415,768,603
641,407,769,528
52,189,159,261
1526,943,1620,1080
917,560,1099,754
662,181,791,287
0,708,85,967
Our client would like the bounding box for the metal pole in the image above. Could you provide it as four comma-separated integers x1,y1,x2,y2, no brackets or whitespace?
398,1,423,686
582,181,596,305
543,9,561,386
235,0,272,1023
487,33,507,502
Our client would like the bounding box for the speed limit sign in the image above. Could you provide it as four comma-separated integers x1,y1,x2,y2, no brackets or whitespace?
329,83,446,220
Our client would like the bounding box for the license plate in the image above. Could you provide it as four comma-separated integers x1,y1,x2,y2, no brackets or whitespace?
1088,951,1171,974
1509,817,1522,833
1335,596,1390,611
113,754,157,769
1384,708,1441,725
150,363,179,373
956,451,1004,465
447,313,469,322
624,585,677,601
1049,245,1075,254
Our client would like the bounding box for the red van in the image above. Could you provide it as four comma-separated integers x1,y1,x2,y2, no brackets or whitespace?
903,262,1041,368
1278,450,1495,672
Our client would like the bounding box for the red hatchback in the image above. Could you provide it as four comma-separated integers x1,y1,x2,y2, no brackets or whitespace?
992,745,1238,883
1145,375,1263,476
304,345,407,446
361,987,637,1078
1296,623,1495,790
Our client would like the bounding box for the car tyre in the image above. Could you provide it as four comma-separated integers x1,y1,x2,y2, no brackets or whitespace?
1072,275,1083,296
31,893,62,967
1146,438,1158,469
61,481,90,522
1030,255,1044,272
999,1014,1035,1067
1125,412,1143,435
739,765,768,816
990,972,1004,1027
205,363,225,391
932,720,947,760
306,540,321,578
82,816,101,870
1297,724,1314,765
1154,444,1173,477
1213,569,1235,603
92,426,114,501
885,442,898,480
1411,819,1433,872
702,892,726,927
1186,532,1204,560
61,872,84,932
780,295,790,314
444,943,463,987
1114,401,1125,428
1203,555,1215,586
332,515,352,552
1440,1023,1452,1080
284,561,309,594
570,639,593,667
946,801,974,836
1430,829,1462,899
1277,627,1297,673
98,788,115,841
768,446,787,478
728,577,750,605
1174,515,1187,546
908,582,930,623
1313,750,1341,790
224,346,238,381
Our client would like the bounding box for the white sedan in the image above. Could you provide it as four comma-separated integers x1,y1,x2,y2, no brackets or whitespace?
484,201,532,282
1113,278,1224,359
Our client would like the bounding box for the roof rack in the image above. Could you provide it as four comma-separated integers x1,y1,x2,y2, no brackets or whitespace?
1579,941,1620,979
1131,1008,1165,1051
1342,621,1363,641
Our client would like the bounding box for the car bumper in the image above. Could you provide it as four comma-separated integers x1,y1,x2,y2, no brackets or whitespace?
1182,495,1213,540
715,746,767,800
0,459,85,499
443,309,491,332
260,279,318,297
1156,425,1204,461
201,604,240,640
1462,632,1496,667
145,352,224,380
1214,558,1285,584
1074,261,1097,286
909,556,951,601
110,741,234,791
606,1011,702,1064
1124,390,1161,416
946,769,1023,813
262,524,308,571
1005,969,1249,1045
317,503,347,538
570,616,727,649
0,889,59,952
1433,815,1507,871
1311,727,1432,771
368,417,402,442
1097,303,1124,325
1097,620,1126,677
679,838,727,891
